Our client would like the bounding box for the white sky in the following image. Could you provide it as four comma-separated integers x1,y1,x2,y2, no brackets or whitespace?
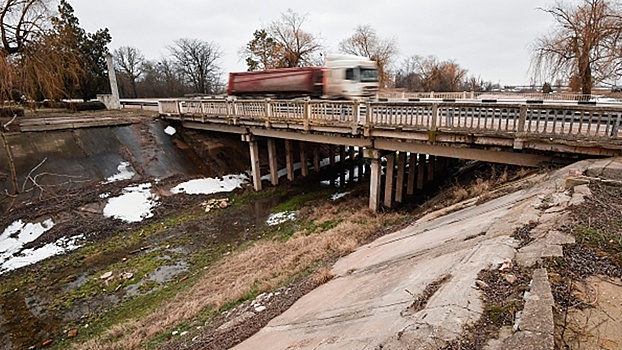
72,0,556,86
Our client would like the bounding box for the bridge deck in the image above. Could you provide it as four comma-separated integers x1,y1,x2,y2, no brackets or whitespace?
160,99,622,162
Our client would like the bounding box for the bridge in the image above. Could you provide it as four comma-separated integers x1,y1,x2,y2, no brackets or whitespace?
158,97,622,211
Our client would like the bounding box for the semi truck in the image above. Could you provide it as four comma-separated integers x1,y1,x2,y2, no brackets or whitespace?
227,55,379,100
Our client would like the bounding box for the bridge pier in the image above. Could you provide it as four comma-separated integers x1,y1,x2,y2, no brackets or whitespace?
285,140,295,181
267,139,279,186
396,152,406,204
246,137,262,191
365,149,383,211
383,152,396,208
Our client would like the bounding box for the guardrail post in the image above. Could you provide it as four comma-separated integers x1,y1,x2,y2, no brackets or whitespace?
364,101,372,137
264,98,271,128
430,91,435,99
518,104,527,133
470,91,475,99
352,100,360,135
303,97,310,132
429,103,439,143
462,91,467,99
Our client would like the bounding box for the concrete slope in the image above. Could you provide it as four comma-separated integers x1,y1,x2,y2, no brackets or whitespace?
233,160,597,350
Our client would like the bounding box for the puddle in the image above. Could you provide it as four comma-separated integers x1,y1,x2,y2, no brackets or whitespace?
104,161,136,183
148,262,188,284
171,174,248,195
266,211,296,226
103,183,159,223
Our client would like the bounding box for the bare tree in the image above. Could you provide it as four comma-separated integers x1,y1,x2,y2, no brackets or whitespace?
1,0,51,55
394,55,468,92
531,0,622,94
339,25,398,88
114,46,144,98
168,38,222,94
266,9,323,68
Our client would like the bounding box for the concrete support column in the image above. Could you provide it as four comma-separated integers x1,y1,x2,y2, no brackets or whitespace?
407,153,417,196
329,146,335,167
339,145,346,187
427,155,436,183
313,146,321,172
365,149,382,212
300,142,309,177
395,152,406,203
348,146,355,160
417,153,426,191
285,139,295,181
249,140,262,191
267,139,278,186
384,152,396,208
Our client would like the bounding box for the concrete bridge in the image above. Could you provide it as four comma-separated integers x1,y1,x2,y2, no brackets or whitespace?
158,98,622,211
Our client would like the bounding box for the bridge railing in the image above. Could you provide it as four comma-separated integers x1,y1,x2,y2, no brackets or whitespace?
160,98,622,141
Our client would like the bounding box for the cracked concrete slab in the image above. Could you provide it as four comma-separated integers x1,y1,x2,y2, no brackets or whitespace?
232,158,612,350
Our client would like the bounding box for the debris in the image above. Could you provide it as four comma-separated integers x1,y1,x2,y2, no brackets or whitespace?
503,274,517,284
67,329,78,338
100,271,113,280
42,339,53,347
499,258,513,272
121,272,134,280
475,280,489,289
172,331,179,336
254,305,266,312
180,331,188,336
180,275,189,282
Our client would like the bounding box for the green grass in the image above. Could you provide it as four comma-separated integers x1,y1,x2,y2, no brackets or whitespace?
574,225,622,263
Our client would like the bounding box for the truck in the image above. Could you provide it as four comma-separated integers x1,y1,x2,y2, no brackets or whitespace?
226,55,379,100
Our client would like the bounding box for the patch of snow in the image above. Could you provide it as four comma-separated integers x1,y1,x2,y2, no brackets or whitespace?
164,126,176,136
0,218,60,274
171,174,248,195
104,161,135,183
103,183,159,223
99,192,110,199
1,234,83,274
331,191,351,201
266,211,296,226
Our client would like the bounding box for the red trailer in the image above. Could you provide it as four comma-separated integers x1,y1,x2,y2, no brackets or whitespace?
227,66,324,98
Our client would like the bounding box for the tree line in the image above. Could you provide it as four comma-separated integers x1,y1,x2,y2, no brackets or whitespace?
2,0,622,103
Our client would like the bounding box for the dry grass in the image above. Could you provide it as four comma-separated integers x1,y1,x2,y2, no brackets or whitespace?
74,199,404,350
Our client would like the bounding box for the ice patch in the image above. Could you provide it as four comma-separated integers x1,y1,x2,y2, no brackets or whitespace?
103,183,159,223
164,126,176,136
266,211,296,226
171,174,248,195
105,161,135,183
331,191,351,201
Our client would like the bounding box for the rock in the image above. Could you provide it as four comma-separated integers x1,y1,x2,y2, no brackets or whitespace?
504,274,517,284
121,272,134,280
475,280,489,289
100,271,113,280
172,330,179,336
564,176,590,190
180,331,188,336
254,305,267,312
67,329,78,338
499,258,513,272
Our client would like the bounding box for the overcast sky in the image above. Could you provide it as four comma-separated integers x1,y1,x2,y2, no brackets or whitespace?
72,1,556,86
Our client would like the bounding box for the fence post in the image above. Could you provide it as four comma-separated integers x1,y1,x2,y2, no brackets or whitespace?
352,99,360,135
264,98,271,128
303,97,310,132
429,103,439,143
518,104,527,133
364,101,373,137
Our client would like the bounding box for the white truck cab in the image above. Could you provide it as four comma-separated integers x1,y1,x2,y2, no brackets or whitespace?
323,54,379,100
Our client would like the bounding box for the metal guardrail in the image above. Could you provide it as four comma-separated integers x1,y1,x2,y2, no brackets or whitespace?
376,91,604,102
159,99,622,141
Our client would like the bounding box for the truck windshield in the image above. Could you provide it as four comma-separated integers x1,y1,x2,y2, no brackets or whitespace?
359,67,378,82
